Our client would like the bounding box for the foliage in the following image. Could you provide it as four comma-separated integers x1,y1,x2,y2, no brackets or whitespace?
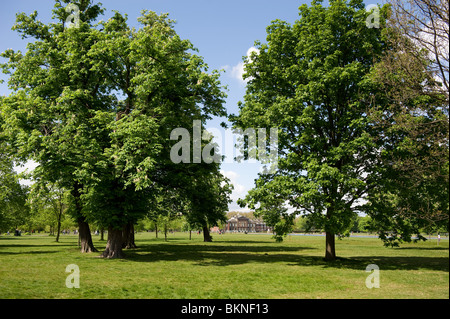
364,0,449,246
231,0,389,259
0,143,29,232
0,1,230,256
185,164,233,232
27,182,74,239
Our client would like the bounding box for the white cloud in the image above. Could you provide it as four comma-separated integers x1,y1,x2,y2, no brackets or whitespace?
220,169,252,212
246,47,260,63
14,160,39,186
230,61,246,83
221,170,246,201
225,46,260,84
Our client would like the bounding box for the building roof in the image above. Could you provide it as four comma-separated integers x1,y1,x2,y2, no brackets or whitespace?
227,214,265,223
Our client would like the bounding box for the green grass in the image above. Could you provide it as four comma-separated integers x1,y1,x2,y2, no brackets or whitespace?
0,232,448,299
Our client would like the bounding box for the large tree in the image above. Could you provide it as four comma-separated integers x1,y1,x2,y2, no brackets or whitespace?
0,0,109,252
80,10,227,258
364,0,449,245
231,0,389,260
1,1,228,258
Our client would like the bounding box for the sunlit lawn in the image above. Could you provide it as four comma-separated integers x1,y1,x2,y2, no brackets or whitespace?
0,232,448,299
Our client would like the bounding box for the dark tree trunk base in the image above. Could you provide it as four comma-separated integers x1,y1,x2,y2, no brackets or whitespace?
203,226,212,242
324,231,336,261
123,242,137,249
101,227,124,259
122,222,137,249
78,218,98,253
73,184,97,253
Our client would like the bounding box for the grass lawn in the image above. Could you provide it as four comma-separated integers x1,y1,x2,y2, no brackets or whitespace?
0,232,448,299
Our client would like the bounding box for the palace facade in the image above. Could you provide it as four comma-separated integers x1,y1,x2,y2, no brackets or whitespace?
225,215,270,233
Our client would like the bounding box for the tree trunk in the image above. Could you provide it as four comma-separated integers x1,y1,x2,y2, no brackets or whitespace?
164,223,168,242
55,192,63,243
78,218,98,253
122,222,137,249
72,183,97,253
101,227,124,259
324,231,336,261
203,225,212,242
100,228,104,241
56,219,61,243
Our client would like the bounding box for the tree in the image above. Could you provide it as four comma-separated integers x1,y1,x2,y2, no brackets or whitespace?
149,189,187,242
256,200,295,242
28,182,69,242
0,147,29,233
231,0,389,260
0,0,108,253
186,165,233,242
1,1,227,258
80,10,226,258
293,215,323,233
1,120,29,233
364,0,449,246
386,0,448,94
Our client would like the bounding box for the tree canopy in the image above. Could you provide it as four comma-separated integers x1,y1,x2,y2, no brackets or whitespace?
231,0,392,260
363,0,449,246
232,0,448,259
1,0,230,258
1,0,447,262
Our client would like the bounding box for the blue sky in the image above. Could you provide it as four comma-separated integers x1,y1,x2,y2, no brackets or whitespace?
1,0,315,211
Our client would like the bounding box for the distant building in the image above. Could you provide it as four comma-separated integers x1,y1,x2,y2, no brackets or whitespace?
225,215,270,233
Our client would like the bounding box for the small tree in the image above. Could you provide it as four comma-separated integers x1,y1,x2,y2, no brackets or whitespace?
0,149,29,233
187,167,233,242
29,183,69,242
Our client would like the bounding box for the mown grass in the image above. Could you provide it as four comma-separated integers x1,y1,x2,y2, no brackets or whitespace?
0,232,448,299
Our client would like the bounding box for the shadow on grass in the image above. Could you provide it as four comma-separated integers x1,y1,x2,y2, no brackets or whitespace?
397,246,449,251
340,255,450,272
2,236,448,273
0,243,76,249
0,237,81,255
130,243,310,254
122,243,449,272
213,240,279,244
138,238,275,245
0,250,59,255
